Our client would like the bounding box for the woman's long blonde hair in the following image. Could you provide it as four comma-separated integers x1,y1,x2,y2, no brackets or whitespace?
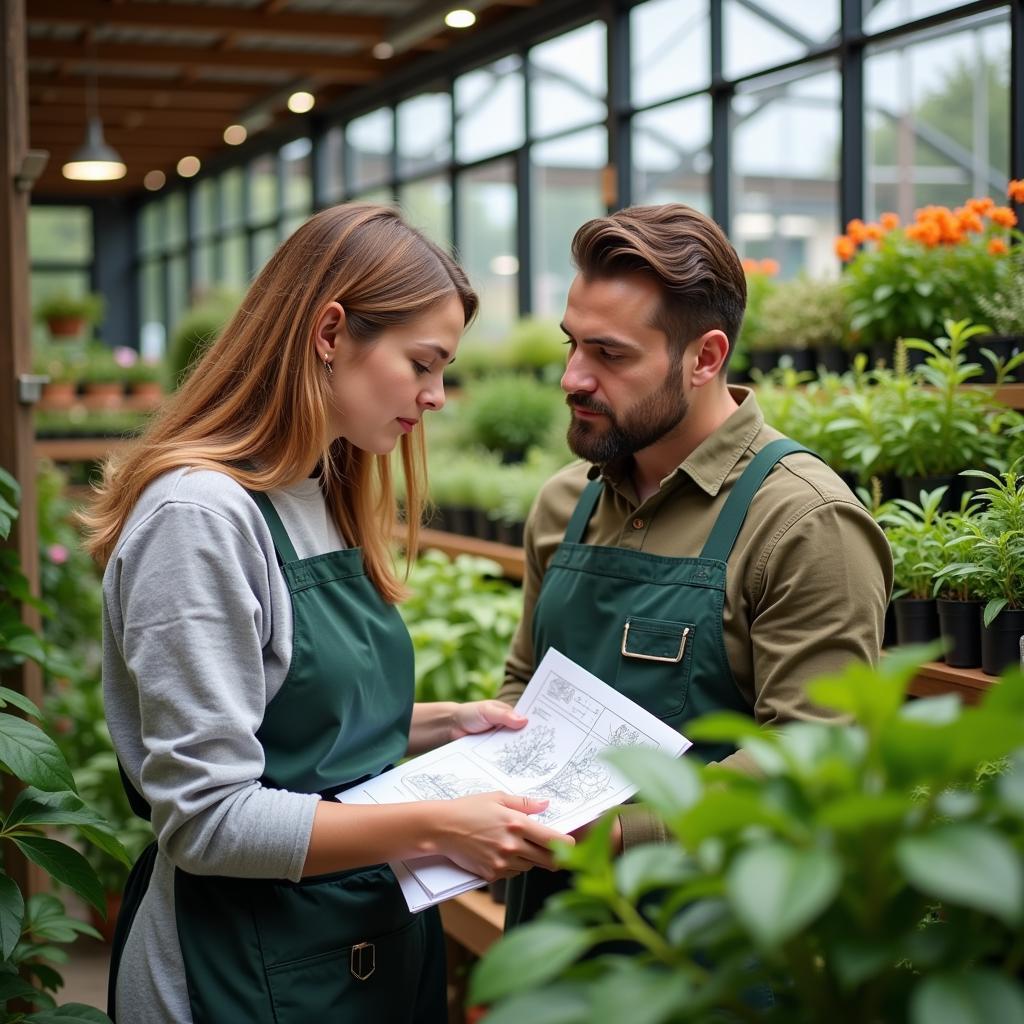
81,203,478,602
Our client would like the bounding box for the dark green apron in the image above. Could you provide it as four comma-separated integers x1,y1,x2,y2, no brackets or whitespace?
506,438,812,928
108,490,446,1024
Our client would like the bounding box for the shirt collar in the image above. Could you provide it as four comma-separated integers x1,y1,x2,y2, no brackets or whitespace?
586,386,764,498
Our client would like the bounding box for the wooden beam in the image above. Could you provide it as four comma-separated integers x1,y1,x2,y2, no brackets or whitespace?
29,39,382,81
29,105,242,129
0,0,47,902
28,0,388,44
30,71,268,97
30,124,229,147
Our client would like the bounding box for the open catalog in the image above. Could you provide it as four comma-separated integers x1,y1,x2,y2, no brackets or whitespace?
338,647,692,911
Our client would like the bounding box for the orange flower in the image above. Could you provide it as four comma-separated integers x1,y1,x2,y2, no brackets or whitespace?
834,235,857,261
880,212,900,231
741,257,759,273
990,206,1019,227
955,207,984,233
863,223,884,241
846,218,868,243
988,237,1009,256
1007,180,1024,204
967,197,995,215
758,258,780,276
918,220,942,246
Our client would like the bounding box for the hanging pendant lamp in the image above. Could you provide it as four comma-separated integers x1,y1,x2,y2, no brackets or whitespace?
62,42,126,182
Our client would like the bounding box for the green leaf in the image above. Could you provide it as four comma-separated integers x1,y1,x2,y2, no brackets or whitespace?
983,598,1009,629
476,984,590,1024
896,824,1023,926
614,844,696,902
0,970,40,1003
588,963,692,1024
469,922,592,1005
816,792,912,831
830,937,899,990
685,712,767,745
0,714,77,793
10,837,105,913
25,1007,113,1024
0,686,42,719
0,873,24,959
602,747,701,821
910,971,1024,1024
727,843,840,947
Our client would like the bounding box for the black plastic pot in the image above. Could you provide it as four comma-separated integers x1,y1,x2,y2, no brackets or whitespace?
899,474,962,512
937,598,983,668
817,345,849,375
473,508,499,542
967,334,1024,383
883,602,898,649
446,505,476,538
981,607,1024,676
893,597,940,646
496,519,525,548
777,347,815,373
870,341,891,368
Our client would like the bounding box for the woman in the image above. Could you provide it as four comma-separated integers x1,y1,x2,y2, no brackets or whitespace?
83,204,567,1024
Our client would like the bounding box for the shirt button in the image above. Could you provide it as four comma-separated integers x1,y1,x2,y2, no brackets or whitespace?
632,517,645,530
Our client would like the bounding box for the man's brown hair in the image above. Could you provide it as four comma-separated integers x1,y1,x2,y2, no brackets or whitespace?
571,204,747,368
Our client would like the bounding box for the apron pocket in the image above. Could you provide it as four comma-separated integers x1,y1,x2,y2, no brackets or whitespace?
265,914,425,1023
614,616,695,721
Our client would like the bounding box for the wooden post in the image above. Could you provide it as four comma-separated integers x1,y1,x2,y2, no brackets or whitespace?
1,0,46,899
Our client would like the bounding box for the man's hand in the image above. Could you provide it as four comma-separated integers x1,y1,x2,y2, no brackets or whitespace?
450,700,528,741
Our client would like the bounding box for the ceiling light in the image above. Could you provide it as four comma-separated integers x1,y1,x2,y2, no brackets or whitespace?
143,170,166,191
223,124,248,146
177,155,201,178
62,42,126,182
287,91,315,114
372,42,394,59
445,9,476,29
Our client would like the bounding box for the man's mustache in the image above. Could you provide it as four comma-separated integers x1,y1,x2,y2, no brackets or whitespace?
567,394,614,417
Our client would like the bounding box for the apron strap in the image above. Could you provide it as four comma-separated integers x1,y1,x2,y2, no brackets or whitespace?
247,489,299,564
699,439,816,564
563,478,604,544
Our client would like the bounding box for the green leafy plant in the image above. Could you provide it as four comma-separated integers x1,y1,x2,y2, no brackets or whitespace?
0,466,127,1021
461,375,565,461
935,464,1024,626
503,318,566,380
471,649,1024,1024
878,486,949,599
398,550,521,704
754,277,847,353
33,293,104,329
167,289,239,388
977,246,1024,337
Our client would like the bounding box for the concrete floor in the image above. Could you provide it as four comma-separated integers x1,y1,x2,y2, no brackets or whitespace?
58,937,111,1011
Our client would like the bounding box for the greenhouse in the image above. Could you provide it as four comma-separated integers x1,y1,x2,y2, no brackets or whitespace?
1,0,1024,1021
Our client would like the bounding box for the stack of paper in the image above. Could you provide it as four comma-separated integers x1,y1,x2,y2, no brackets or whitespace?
338,647,692,911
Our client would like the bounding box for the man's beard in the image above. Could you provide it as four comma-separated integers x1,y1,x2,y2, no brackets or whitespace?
566,361,689,465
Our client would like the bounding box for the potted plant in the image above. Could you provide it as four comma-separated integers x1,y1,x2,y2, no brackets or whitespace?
471,651,1024,1023
32,349,79,410
167,289,239,388
929,502,985,668
878,485,948,645
938,465,1024,675
503,318,566,383
735,258,779,377
755,275,848,374
461,373,564,464
123,350,165,409
79,344,127,409
976,241,1024,383
837,195,1020,368
34,290,104,340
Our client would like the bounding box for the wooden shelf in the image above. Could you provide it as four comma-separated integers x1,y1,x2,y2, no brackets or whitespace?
439,889,505,957
907,659,995,704
992,383,1024,410
407,527,526,581
35,437,132,462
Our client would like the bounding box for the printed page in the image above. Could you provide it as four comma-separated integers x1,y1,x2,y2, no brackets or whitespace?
338,647,692,910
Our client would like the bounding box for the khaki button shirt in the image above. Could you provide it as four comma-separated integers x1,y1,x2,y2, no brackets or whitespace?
499,387,894,847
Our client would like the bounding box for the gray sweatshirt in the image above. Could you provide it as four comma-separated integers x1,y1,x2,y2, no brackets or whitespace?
103,467,345,1022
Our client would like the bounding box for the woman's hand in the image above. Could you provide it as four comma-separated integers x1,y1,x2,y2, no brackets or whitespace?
436,792,573,881
449,699,528,741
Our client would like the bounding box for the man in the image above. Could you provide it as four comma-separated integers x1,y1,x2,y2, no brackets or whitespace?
499,204,893,927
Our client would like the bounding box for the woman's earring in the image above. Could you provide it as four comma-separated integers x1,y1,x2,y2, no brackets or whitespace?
323,358,334,377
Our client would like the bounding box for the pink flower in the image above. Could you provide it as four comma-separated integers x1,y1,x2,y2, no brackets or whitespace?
113,346,138,368
48,544,69,565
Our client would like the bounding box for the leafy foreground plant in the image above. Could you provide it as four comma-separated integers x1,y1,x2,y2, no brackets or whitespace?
471,648,1024,1024
1,467,129,1022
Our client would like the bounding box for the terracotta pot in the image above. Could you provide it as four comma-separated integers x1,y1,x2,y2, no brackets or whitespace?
82,381,125,410
89,891,123,944
38,381,78,410
46,315,86,339
127,380,164,410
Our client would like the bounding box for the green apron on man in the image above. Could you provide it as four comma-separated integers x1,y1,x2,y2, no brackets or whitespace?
506,438,812,927
108,490,446,1024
